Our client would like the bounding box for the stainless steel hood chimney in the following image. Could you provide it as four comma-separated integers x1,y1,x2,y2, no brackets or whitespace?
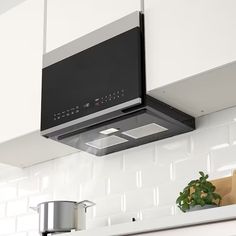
41,11,195,156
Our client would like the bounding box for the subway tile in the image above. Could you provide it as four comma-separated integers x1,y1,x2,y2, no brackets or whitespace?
27,231,40,236
18,177,40,197
53,152,93,186
210,145,236,176
86,217,108,229
156,135,191,164
0,203,5,218
192,125,229,155
29,161,54,193
142,206,174,220
206,106,236,127
109,171,138,194
93,153,123,178
0,167,27,184
124,143,155,171
0,183,17,201
125,188,156,212
0,218,16,235
229,122,236,145
53,183,80,202
28,193,52,208
7,198,28,216
196,107,235,129
16,213,38,232
82,178,108,200
158,182,186,207
95,195,122,218
174,154,209,182
10,233,28,236
109,212,140,225
141,164,171,188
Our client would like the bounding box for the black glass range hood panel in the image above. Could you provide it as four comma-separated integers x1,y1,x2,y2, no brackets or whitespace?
40,11,195,156
41,27,143,131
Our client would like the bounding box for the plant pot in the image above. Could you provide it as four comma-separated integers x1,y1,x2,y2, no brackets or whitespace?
188,205,217,212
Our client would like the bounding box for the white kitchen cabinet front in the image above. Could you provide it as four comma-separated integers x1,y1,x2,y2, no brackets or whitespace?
0,0,77,167
46,0,141,52
0,0,43,144
145,0,236,91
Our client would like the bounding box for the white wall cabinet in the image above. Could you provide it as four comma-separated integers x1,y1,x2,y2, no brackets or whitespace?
46,0,141,52
145,0,236,91
0,0,76,167
0,0,43,144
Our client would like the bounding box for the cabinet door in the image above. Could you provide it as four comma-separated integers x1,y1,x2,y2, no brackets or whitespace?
0,0,44,144
46,0,141,52
145,0,236,91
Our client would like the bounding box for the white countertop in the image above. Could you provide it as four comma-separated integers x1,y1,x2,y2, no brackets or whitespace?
60,204,236,236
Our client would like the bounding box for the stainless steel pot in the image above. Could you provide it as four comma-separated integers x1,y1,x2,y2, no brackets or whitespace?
31,200,95,234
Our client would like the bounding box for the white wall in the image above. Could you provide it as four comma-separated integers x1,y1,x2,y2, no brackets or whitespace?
1,105,236,235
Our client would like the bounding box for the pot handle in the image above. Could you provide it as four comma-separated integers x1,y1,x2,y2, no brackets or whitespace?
77,200,96,212
29,206,38,212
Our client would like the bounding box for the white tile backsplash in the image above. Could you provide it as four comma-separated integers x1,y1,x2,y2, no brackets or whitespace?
82,178,108,200
123,143,155,171
1,107,236,235
174,154,209,181
93,153,123,178
7,198,28,216
18,177,40,197
229,122,236,145
156,135,191,164
141,206,174,220
141,164,171,188
95,194,123,218
0,183,17,202
0,218,16,234
109,170,138,194
16,214,38,232
210,145,236,176
192,125,229,155
125,188,156,212
0,203,6,218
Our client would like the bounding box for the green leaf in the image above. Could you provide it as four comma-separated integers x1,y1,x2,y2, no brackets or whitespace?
199,171,204,177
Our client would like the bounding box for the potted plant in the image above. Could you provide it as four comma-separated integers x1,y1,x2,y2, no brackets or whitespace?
176,171,222,212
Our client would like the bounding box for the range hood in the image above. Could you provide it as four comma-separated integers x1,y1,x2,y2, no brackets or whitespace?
41,11,195,156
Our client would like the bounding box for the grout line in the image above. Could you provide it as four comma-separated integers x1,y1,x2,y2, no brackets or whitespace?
170,163,175,181
107,217,111,226
122,194,126,212
137,171,142,188
190,134,194,154
106,178,111,195
228,123,232,146
155,187,159,206
154,143,158,164
121,152,125,172
207,153,211,174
